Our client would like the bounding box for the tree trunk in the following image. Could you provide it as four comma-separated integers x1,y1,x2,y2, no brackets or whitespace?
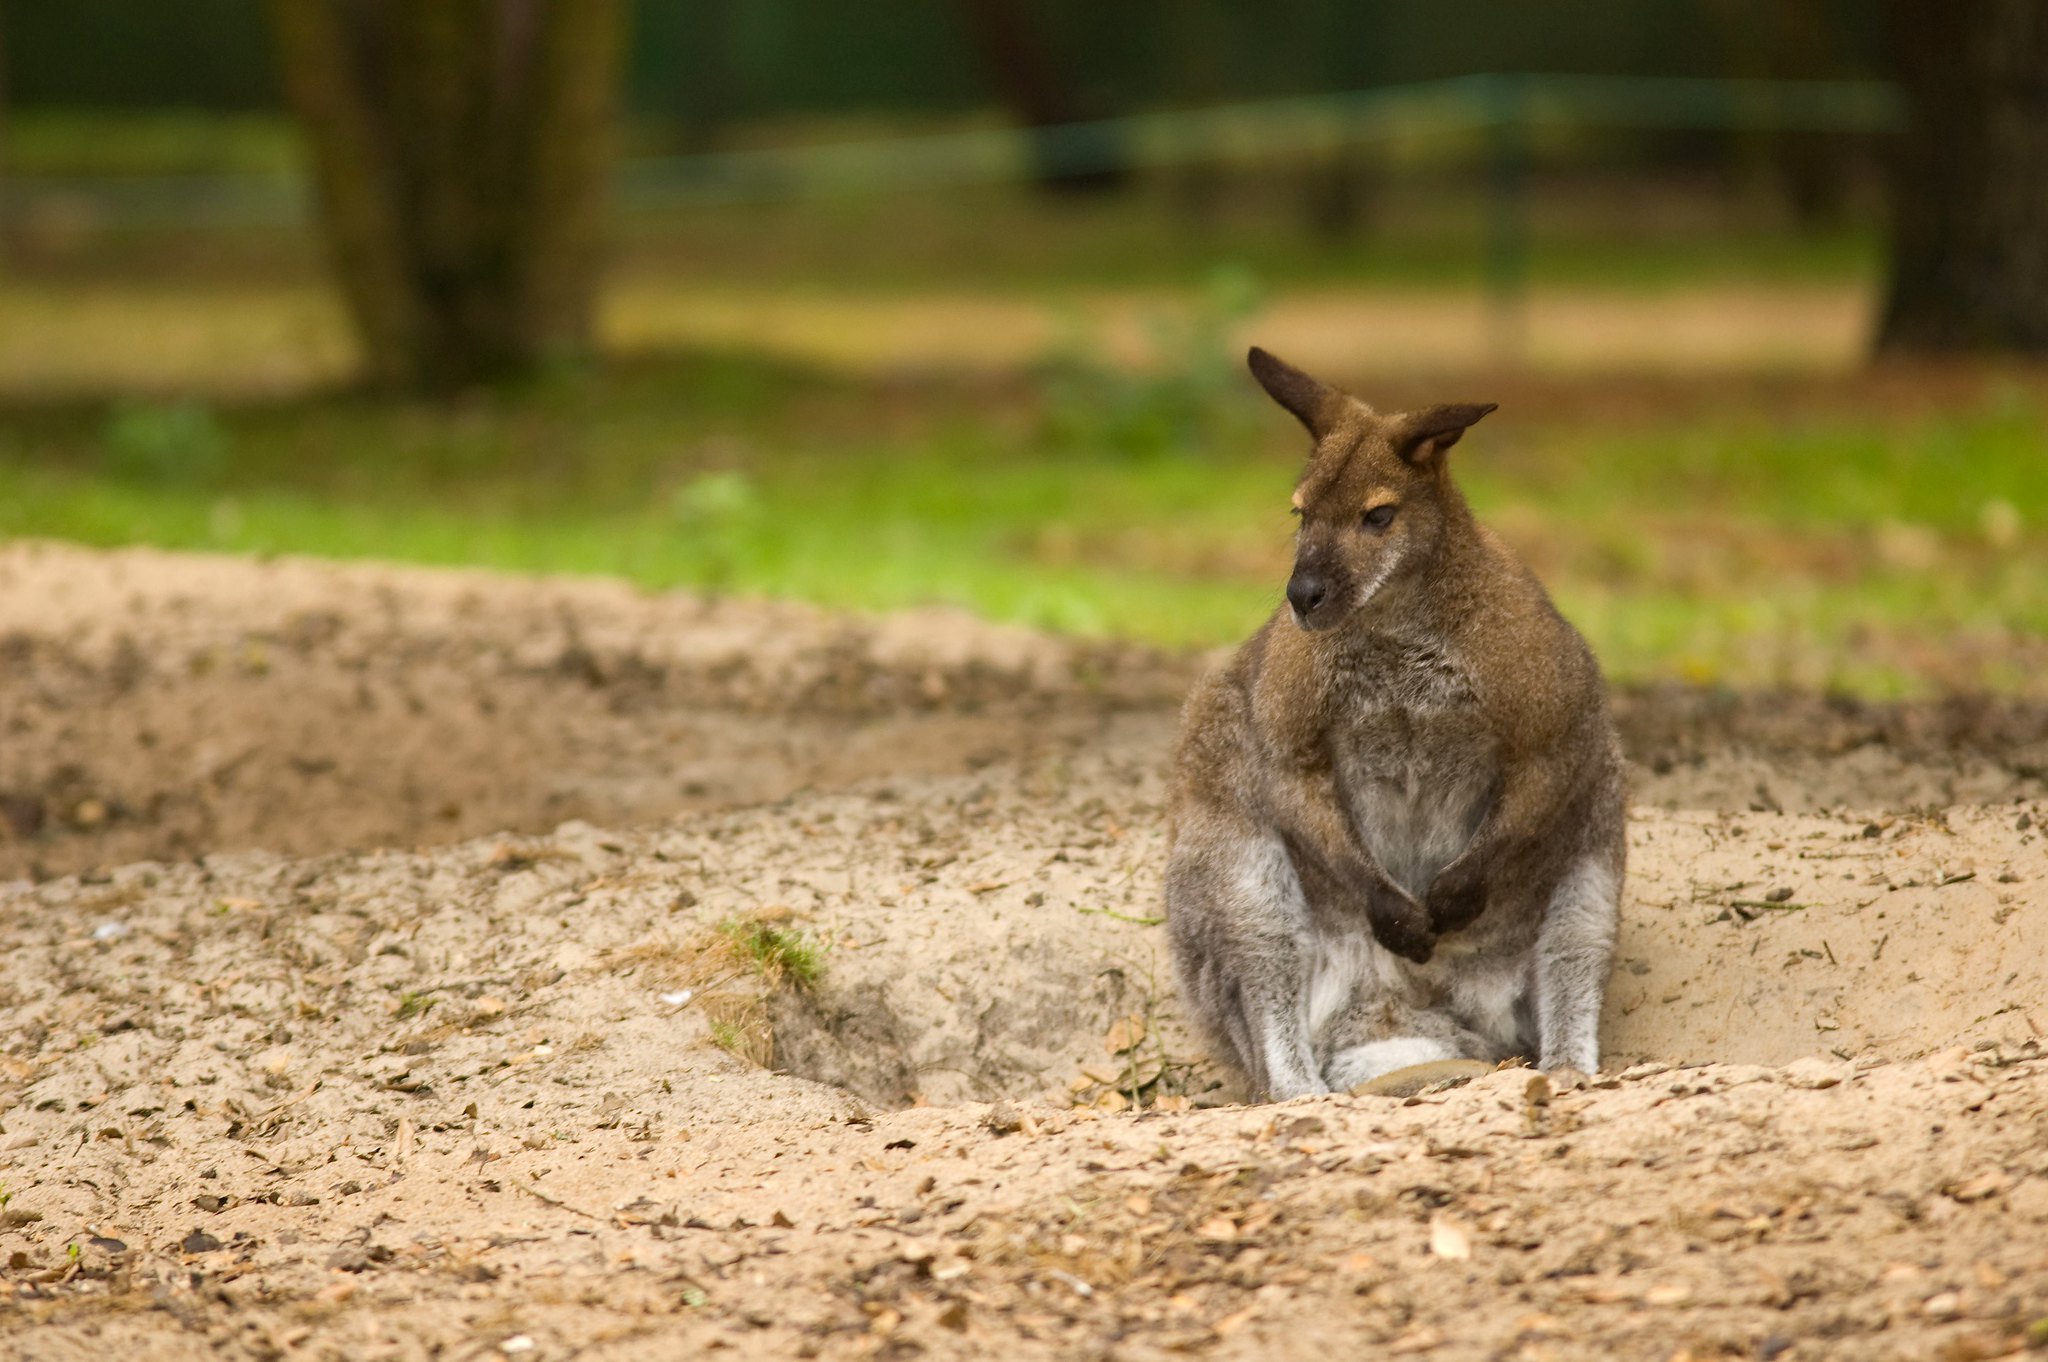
0,9,9,272
268,0,625,392
957,0,1128,195
1876,0,2048,353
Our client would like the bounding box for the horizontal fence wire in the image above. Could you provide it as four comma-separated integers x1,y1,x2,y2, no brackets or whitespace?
0,75,1902,229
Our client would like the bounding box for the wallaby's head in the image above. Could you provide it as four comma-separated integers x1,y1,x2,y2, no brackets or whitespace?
1247,347,1496,632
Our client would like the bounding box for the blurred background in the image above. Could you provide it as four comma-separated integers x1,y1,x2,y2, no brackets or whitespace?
0,0,2040,697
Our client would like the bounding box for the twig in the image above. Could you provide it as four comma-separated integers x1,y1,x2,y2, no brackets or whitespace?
514,1180,600,1220
1077,906,1164,926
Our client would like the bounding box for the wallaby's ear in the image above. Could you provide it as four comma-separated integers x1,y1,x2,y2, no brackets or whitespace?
1399,402,1497,467
1247,347,1346,440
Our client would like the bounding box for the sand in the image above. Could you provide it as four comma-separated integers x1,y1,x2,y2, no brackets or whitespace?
2,543,2045,1361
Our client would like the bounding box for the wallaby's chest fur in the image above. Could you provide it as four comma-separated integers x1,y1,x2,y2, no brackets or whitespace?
1255,626,1503,901
1326,636,1500,899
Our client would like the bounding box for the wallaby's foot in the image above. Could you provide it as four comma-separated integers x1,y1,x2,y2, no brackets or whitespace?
1367,883,1436,963
1541,1065,1592,1091
1325,1036,1458,1091
1349,1057,1495,1098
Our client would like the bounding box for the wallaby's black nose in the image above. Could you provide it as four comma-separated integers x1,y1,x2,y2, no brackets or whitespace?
1286,572,1327,620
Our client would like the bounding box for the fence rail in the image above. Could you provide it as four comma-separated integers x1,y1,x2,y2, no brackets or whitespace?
2,74,1900,229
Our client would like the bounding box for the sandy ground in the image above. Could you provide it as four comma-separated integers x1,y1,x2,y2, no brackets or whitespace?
3,544,2046,1362
0,281,1870,400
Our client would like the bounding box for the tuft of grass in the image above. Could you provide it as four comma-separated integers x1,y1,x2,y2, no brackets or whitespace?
394,991,438,1021
703,996,775,1067
717,915,824,991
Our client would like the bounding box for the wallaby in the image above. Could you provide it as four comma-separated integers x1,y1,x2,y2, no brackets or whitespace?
1165,348,1625,1102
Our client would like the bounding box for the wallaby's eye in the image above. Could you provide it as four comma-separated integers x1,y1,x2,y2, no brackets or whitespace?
1362,504,1397,530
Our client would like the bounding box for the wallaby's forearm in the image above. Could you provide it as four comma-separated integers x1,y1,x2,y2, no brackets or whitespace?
1262,764,1436,962
1424,742,1594,933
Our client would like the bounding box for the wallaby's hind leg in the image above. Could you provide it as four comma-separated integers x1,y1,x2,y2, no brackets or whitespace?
1167,830,1328,1100
1533,851,1620,1073
1319,994,1502,1091
1324,1036,1458,1090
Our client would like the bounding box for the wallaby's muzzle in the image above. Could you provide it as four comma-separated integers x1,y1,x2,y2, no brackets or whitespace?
1286,554,1343,630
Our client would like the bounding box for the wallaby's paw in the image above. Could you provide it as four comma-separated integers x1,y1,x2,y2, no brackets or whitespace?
1349,1058,1493,1099
1367,885,1436,963
1424,867,1488,934
1541,1066,1592,1091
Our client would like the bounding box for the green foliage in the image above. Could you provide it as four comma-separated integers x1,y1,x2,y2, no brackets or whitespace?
1037,266,1266,459
102,400,230,487
717,917,824,990
670,470,763,588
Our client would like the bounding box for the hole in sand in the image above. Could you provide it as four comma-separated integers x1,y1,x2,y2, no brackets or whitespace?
758,764,2048,1111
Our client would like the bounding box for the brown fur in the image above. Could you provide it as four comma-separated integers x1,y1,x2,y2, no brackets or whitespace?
1163,349,1625,1099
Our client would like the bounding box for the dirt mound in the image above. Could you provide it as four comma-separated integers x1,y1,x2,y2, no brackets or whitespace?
0,542,1182,880
2,545,2046,1359
3,542,2042,882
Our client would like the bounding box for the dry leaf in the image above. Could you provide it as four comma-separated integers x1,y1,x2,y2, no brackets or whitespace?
1212,1306,1256,1337
1195,1215,1239,1242
1921,1290,1964,1320
1947,1171,2009,1203
1428,1214,1472,1261
1103,1014,1147,1055
1388,1327,1444,1354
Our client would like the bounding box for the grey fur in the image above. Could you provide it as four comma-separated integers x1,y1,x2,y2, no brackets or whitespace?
1166,350,1626,1101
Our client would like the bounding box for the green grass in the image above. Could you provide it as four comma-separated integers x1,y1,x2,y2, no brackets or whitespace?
0,351,2040,698
717,915,825,990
